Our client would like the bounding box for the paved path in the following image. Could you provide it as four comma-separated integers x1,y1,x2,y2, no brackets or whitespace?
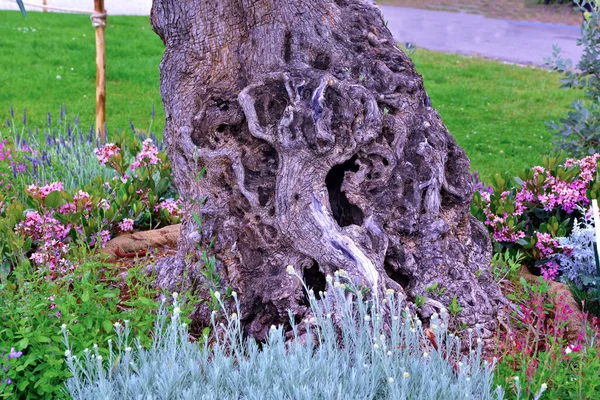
0,1,584,66
379,5,583,66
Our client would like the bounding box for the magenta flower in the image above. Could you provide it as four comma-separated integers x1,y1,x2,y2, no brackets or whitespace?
118,219,134,232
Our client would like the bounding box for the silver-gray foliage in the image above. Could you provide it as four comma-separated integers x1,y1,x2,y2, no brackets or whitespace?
545,0,600,156
63,274,504,400
556,215,598,290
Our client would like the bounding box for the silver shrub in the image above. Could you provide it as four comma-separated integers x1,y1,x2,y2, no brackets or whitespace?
62,274,504,400
556,215,597,290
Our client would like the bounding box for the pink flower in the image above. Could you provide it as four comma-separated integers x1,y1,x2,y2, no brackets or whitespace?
541,261,559,281
131,139,160,170
118,219,134,232
155,199,183,218
95,143,120,165
26,182,64,201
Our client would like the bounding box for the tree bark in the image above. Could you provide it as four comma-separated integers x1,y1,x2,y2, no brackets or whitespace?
150,0,505,339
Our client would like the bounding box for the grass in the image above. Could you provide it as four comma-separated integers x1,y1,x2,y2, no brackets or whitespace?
0,10,581,180
411,50,579,180
0,10,165,134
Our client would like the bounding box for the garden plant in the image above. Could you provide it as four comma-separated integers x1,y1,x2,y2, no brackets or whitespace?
2,0,600,399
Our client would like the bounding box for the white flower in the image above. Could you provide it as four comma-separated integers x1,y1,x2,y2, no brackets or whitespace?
388,377,394,383
125,347,132,352
431,323,438,330
56,75,62,80
393,316,398,321
422,352,429,358
64,350,71,357
286,265,295,274
364,315,371,322
373,343,380,349
172,292,178,300
124,320,129,325
565,347,573,354
182,323,188,328
387,350,392,356
380,334,385,341
326,313,332,319
468,328,473,333
173,307,181,315
270,325,276,330
97,355,103,361
61,324,67,331
326,275,333,283
84,348,89,353
231,291,237,298
477,338,482,344
230,313,237,320
386,288,395,296
513,376,519,381
540,383,548,392
108,339,112,344
93,344,98,349
403,371,410,379
214,291,221,300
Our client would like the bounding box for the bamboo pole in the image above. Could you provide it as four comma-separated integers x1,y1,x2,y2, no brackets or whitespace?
92,1,107,141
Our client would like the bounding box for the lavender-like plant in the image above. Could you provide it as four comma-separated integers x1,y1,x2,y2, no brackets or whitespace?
63,273,505,399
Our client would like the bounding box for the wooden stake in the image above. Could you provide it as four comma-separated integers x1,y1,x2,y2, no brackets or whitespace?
43,0,47,13
92,0,107,141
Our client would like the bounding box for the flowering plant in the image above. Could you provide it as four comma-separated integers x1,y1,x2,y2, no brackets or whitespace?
472,153,600,281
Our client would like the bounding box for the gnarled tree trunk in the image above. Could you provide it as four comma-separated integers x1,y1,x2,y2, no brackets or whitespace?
150,0,505,339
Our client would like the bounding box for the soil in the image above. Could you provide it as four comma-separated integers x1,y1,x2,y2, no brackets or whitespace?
378,0,586,26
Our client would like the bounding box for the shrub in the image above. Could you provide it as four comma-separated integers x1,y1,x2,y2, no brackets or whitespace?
546,1,600,157
555,214,598,291
62,274,504,400
0,258,168,399
494,276,600,399
471,154,600,280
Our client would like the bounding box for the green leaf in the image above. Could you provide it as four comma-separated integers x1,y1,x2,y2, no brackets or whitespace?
102,320,113,333
44,191,63,209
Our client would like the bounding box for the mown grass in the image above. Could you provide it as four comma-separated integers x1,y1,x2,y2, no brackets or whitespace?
411,50,579,179
0,10,165,134
0,10,580,180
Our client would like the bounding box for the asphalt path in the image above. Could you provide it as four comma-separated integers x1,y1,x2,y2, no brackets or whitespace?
379,5,583,66
0,1,585,66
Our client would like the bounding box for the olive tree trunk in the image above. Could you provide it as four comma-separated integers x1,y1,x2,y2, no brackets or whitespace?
150,0,505,339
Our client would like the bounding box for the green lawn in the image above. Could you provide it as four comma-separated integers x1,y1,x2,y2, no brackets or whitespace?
411,50,580,180
0,11,165,134
0,11,580,180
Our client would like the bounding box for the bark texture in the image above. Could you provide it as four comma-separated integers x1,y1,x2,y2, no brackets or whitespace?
151,0,505,339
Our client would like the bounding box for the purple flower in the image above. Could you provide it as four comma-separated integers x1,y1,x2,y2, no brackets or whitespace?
8,348,22,359
6,378,12,385
22,108,26,125
47,111,51,127
10,104,14,118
